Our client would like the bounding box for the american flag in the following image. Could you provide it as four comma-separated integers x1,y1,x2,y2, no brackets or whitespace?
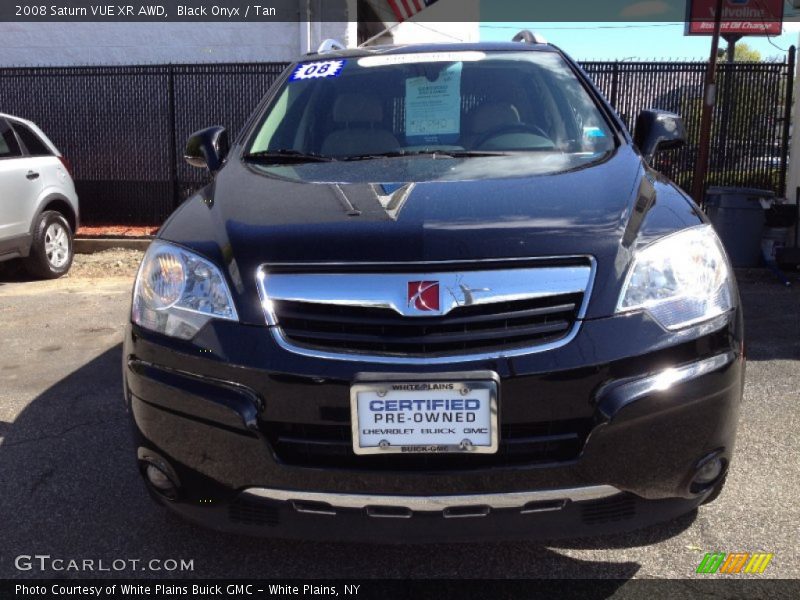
387,0,439,23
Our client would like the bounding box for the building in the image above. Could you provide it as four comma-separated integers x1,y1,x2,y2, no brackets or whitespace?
358,0,479,46
0,0,479,67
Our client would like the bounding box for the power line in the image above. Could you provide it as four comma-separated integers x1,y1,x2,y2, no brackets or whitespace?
766,36,789,52
411,21,467,42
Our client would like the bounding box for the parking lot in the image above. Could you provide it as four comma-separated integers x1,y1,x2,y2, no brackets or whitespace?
0,252,798,581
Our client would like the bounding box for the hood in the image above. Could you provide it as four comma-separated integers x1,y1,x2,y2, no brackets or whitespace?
159,146,703,324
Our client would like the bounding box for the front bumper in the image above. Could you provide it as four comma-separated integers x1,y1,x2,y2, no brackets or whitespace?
148,485,707,543
123,308,744,541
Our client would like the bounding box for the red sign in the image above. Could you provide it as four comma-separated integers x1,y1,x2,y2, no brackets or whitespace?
686,0,784,36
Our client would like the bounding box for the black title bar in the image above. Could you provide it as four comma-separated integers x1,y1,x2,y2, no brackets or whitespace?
4,579,800,600
1,0,797,23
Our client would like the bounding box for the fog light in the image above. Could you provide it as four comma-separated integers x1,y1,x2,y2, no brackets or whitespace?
691,455,725,493
145,464,178,499
695,457,723,484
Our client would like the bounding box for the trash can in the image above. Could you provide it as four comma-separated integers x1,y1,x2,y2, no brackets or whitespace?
705,187,774,267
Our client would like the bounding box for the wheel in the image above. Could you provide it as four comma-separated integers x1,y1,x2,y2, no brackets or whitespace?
24,211,74,279
701,473,727,505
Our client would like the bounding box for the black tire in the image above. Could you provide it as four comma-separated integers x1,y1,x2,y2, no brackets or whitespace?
24,211,74,279
701,474,728,505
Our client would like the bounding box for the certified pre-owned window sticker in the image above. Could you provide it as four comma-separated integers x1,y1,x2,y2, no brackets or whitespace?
405,62,463,146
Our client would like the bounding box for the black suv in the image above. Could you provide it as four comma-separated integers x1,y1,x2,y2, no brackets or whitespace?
123,37,743,541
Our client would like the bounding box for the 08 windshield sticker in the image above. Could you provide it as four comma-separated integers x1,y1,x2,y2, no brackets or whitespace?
290,60,346,81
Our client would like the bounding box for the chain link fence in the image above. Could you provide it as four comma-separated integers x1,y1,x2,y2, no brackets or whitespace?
583,54,794,198
1,62,286,224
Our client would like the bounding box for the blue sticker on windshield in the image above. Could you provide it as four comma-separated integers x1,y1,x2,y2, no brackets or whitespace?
291,60,346,81
583,126,606,138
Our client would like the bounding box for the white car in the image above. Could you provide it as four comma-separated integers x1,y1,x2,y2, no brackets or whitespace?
0,113,79,278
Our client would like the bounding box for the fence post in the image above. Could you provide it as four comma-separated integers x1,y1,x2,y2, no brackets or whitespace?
780,46,795,198
610,61,619,108
167,64,179,210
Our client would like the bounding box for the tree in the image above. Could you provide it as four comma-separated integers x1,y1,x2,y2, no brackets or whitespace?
716,42,762,62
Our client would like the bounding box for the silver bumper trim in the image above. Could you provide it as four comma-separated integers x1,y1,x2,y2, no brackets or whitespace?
241,485,622,516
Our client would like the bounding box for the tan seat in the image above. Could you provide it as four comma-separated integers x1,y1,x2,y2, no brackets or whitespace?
464,102,521,147
321,94,400,157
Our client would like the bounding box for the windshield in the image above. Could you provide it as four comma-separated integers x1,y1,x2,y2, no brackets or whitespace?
247,50,615,161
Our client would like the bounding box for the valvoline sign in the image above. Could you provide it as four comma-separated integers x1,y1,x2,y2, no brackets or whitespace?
686,0,784,36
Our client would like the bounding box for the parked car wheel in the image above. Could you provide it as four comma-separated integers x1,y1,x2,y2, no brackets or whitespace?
24,211,73,279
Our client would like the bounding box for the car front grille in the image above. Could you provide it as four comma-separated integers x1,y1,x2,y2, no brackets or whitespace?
262,418,594,471
272,292,583,358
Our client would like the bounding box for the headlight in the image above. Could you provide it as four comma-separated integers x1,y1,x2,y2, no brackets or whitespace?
132,241,238,340
617,225,733,330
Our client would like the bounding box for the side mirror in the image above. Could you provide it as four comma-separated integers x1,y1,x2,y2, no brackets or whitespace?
633,110,686,164
184,126,229,173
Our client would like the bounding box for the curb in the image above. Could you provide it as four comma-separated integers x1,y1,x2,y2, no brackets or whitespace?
74,238,152,254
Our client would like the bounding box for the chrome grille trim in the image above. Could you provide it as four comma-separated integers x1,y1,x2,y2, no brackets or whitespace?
256,257,596,364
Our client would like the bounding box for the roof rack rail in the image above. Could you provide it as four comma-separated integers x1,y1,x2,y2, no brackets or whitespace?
512,30,548,45
317,39,346,54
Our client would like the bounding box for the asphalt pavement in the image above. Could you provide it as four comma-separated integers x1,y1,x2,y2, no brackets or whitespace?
0,262,797,582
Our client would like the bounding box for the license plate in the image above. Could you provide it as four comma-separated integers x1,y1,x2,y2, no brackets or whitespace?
350,379,498,455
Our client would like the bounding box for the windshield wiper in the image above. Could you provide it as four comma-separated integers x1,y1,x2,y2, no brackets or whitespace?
341,149,512,161
243,150,335,163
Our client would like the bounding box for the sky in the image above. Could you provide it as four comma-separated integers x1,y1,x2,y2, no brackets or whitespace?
479,22,800,61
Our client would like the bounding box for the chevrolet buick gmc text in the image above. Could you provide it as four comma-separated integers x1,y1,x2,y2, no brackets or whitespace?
123,37,743,541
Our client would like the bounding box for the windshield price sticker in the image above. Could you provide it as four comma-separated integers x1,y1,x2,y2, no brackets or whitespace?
353,381,496,454
405,62,463,145
290,60,346,81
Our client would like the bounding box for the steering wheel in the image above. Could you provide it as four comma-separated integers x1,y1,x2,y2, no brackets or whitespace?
474,123,551,149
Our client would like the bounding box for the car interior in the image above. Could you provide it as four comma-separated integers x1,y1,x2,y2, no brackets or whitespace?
254,57,614,159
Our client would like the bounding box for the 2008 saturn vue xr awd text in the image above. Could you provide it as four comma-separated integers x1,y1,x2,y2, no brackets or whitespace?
123,36,743,541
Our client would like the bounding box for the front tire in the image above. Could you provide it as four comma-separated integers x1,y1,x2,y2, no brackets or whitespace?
24,211,74,279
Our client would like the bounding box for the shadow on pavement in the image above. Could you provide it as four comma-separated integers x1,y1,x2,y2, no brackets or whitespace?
0,259,30,284
0,345,656,582
548,510,696,550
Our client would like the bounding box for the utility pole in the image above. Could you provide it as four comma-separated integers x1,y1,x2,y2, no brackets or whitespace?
725,34,740,63
691,0,725,203
786,37,800,201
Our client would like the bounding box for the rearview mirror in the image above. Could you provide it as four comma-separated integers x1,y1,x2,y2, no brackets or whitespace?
185,126,229,173
633,110,686,164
